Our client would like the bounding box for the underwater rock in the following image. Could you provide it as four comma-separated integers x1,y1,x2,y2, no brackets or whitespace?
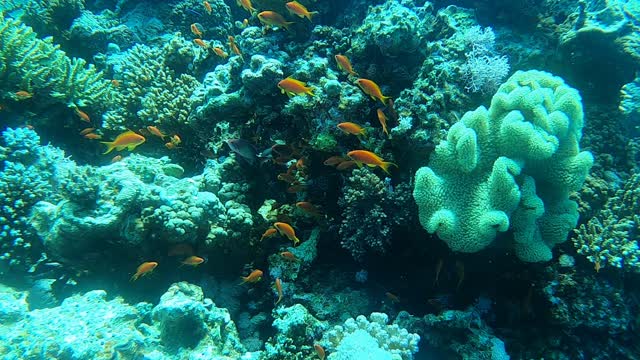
26,279,59,310
0,285,27,324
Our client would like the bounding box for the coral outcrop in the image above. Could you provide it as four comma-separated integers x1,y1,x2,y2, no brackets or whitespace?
414,70,593,262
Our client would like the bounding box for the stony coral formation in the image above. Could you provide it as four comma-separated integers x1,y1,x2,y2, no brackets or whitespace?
0,16,109,108
573,172,640,272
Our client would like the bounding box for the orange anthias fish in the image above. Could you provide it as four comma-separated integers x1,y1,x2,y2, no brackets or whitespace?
336,160,357,171
274,278,283,305
193,39,209,48
386,292,401,303
228,36,243,60
180,255,205,267
347,150,397,175
190,23,204,37
337,122,366,137
130,261,158,281
285,1,318,21
274,222,300,245
280,251,300,262
84,133,102,140
278,78,314,97
213,47,229,59
258,11,294,31
355,78,391,104
296,202,322,217
240,269,263,284
376,109,389,137
236,0,255,14
74,108,91,123
147,126,167,139
324,156,346,166
79,127,95,136
203,0,212,14
335,54,358,76
101,130,146,154
260,228,277,241
314,344,326,360
15,91,32,99
171,134,182,146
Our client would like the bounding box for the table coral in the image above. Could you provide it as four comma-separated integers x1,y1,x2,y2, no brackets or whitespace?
414,70,593,262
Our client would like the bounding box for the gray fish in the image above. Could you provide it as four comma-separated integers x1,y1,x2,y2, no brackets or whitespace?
226,139,257,164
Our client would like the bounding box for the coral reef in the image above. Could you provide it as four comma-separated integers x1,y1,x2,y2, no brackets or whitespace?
320,312,420,360
414,70,593,262
0,282,250,358
338,168,412,261
573,172,640,272
0,16,110,108
264,304,328,359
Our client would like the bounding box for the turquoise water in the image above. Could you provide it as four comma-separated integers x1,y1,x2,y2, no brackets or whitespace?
0,0,639,358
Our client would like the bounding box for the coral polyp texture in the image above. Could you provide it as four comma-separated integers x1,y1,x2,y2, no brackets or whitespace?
0,16,109,107
414,70,593,262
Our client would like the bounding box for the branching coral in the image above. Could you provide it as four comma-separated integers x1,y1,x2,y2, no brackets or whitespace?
102,42,201,131
23,0,85,37
0,16,110,107
573,173,640,272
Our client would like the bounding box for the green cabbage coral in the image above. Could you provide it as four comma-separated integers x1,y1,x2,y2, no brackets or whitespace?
414,70,593,262
0,16,109,107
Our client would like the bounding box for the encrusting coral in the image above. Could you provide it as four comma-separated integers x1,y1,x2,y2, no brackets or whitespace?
414,70,593,262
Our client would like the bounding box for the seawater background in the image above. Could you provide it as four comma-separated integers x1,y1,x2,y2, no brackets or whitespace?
0,0,638,359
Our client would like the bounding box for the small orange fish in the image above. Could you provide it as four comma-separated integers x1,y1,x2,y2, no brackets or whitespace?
296,202,322,217
240,269,263,284
79,127,95,136
355,78,390,104
236,0,256,14
336,160,356,171
180,255,205,267
386,292,401,303
280,251,300,262
194,39,209,48
324,156,345,166
111,155,123,163
203,0,212,14
242,18,249,28
278,77,314,97
147,126,167,139
84,133,102,140
594,259,601,273
110,79,121,87
261,228,277,241
287,184,307,193
274,222,300,245
296,158,306,170
213,47,229,59
171,134,182,145
190,23,204,37
377,109,389,137
274,278,283,304
285,1,318,21
101,130,146,154
347,150,397,175
337,122,366,136
258,11,294,31
168,243,194,256
228,36,243,60
74,108,91,123
130,261,158,281
278,173,297,184
314,344,326,360
15,91,32,99
335,55,358,76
